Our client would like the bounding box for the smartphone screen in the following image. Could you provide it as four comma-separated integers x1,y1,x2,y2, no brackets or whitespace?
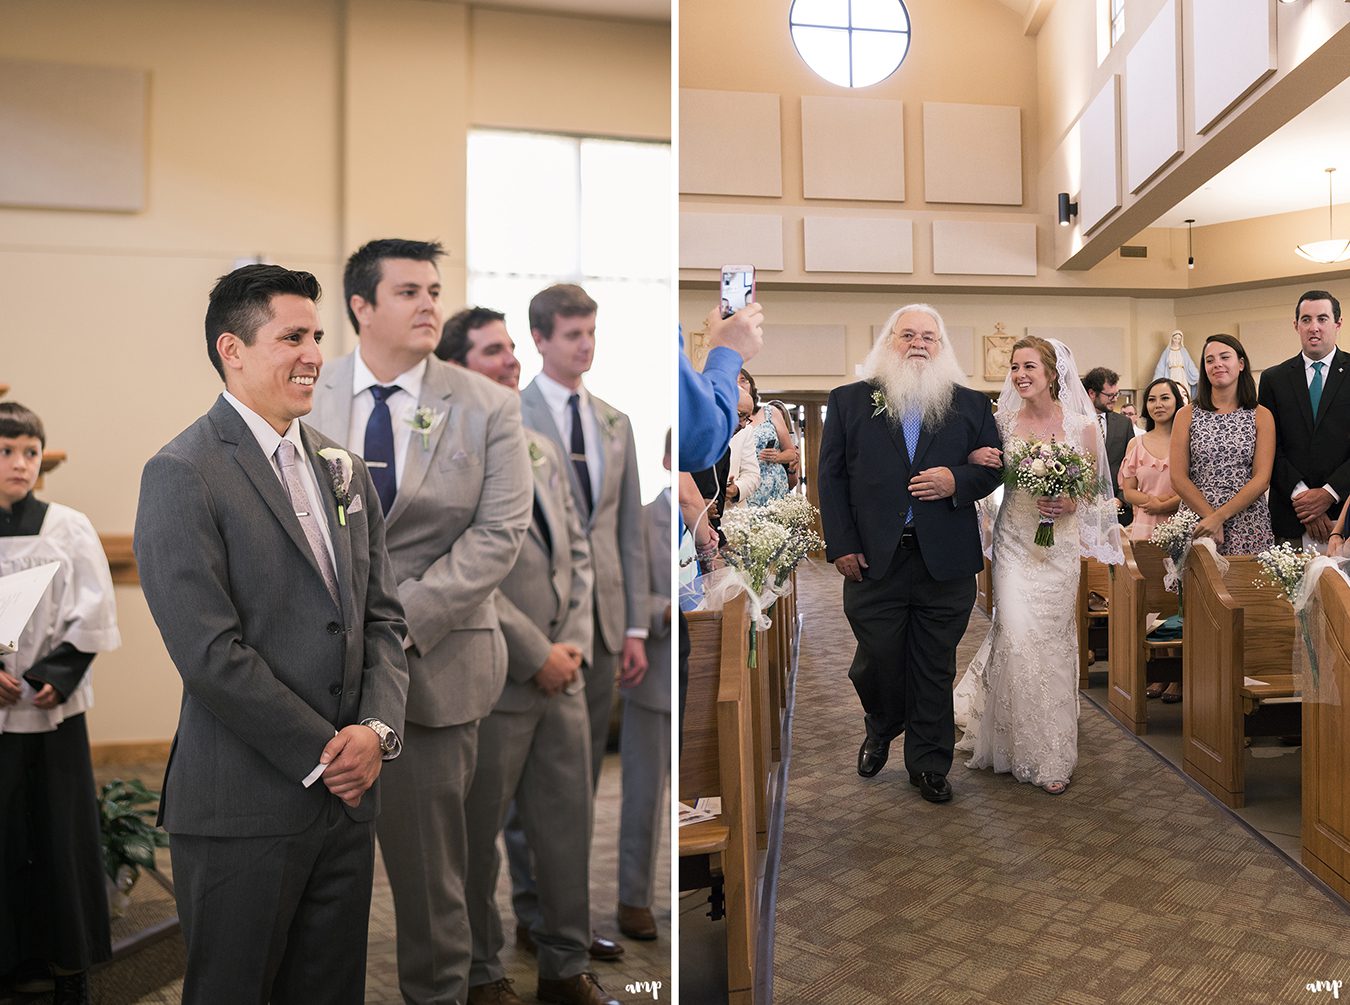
720,265,755,319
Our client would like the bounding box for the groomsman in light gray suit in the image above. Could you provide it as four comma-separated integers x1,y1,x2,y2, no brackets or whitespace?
616,432,671,943
442,309,621,1005
308,240,532,1005
507,284,649,952
135,265,409,1004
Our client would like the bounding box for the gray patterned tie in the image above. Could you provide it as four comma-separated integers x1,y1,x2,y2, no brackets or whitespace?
276,439,340,606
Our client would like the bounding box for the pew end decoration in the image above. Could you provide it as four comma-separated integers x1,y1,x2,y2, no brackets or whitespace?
1288,554,1350,704
1003,437,1099,547
1150,509,1199,596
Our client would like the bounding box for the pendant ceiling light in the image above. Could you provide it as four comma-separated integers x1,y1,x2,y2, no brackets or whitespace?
1295,168,1350,265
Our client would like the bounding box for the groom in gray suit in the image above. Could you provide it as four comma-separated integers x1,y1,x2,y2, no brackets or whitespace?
507,284,649,951
444,309,621,1005
308,240,532,1005
135,265,409,1003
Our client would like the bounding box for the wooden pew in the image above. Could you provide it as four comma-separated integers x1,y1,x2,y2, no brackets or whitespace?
750,621,772,851
1108,539,1181,734
1078,557,1111,687
976,556,993,617
766,605,784,763
1303,568,1350,901
1182,546,1300,808
680,595,757,1005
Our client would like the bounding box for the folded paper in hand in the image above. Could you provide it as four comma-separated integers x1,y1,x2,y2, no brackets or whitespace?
0,562,60,655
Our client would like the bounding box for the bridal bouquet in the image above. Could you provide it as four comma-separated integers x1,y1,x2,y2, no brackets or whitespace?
1003,437,1099,547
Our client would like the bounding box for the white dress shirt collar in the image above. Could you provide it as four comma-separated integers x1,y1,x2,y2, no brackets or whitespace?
352,352,427,403
222,390,304,460
534,370,589,412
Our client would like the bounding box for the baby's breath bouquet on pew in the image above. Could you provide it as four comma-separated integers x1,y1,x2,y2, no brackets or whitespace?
1256,542,1319,683
1149,509,1199,595
1002,437,1100,547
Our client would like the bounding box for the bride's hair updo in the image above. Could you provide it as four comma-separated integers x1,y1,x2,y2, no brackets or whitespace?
1010,335,1061,400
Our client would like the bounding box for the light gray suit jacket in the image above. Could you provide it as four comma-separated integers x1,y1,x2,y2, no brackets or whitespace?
309,354,532,728
134,395,409,837
627,490,671,714
493,431,594,714
519,380,648,655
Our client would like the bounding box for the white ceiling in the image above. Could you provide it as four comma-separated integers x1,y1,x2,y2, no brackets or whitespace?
466,0,668,22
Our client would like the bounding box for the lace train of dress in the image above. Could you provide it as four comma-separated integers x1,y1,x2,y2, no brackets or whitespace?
954,463,1081,786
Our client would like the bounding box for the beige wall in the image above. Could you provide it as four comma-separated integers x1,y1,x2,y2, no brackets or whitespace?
0,0,669,743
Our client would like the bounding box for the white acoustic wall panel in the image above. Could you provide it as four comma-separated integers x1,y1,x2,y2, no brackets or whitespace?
1025,327,1127,377
1078,77,1121,235
679,213,784,271
800,96,905,201
922,103,1022,205
1193,0,1276,135
931,220,1037,276
803,217,913,273
870,322,976,378
757,324,847,376
1125,0,1182,193
0,58,147,211
679,89,782,197
1237,318,1295,371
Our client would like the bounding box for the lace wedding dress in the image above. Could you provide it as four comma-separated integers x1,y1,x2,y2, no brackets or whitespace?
953,411,1090,786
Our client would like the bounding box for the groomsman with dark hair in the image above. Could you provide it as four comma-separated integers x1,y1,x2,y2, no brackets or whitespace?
308,239,533,1005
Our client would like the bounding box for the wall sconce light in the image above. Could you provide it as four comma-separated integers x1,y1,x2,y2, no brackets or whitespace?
1057,192,1078,227
1295,168,1350,264
1185,218,1195,270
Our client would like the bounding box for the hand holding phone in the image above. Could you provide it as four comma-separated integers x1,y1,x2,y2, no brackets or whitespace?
720,264,756,319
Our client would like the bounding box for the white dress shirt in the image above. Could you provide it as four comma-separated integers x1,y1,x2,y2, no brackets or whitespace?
1294,351,1339,505
223,391,336,569
533,371,605,505
345,353,428,490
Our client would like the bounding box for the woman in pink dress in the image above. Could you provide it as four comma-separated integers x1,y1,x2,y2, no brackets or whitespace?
1119,377,1183,700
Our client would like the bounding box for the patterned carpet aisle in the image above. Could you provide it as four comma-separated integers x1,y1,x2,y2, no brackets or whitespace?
773,560,1350,1005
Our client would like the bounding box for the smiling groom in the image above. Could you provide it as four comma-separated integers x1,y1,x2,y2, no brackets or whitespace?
134,265,409,1003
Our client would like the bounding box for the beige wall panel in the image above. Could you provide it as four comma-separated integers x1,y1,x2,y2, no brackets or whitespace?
1192,0,1276,135
0,58,146,212
1026,326,1127,380
803,216,913,274
1238,317,1300,371
922,102,1022,206
756,324,847,376
1124,0,1182,194
800,95,904,201
931,220,1037,276
679,88,782,196
470,9,669,140
1078,76,1121,235
679,212,784,270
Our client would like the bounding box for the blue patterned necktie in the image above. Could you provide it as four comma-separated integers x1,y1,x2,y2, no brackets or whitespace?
366,384,400,515
568,393,594,517
1311,360,1325,418
902,408,920,525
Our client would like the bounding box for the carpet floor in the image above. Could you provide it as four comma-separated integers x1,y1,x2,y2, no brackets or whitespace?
772,559,1350,1005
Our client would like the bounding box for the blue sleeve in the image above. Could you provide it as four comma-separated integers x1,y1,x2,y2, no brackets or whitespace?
678,334,742,472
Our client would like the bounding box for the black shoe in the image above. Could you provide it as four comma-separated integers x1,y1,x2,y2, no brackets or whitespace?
910,771,952,803
53,971,90,1005
857,735,889,777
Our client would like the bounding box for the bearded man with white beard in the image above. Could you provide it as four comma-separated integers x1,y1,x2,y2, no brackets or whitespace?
817,304,1002,804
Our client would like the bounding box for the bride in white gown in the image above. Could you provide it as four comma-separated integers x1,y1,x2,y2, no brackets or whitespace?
953,336,1123,794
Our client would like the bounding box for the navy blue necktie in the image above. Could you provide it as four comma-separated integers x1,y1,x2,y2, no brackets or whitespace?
366,384,400,515
568,393,594,517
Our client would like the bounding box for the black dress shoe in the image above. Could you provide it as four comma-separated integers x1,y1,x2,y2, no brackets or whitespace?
857,735,889,777
910,771,952,803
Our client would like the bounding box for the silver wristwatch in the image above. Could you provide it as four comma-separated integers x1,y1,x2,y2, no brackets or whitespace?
362,718,401,759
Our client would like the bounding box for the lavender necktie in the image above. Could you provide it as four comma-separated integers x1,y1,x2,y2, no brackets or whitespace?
276,439,340,606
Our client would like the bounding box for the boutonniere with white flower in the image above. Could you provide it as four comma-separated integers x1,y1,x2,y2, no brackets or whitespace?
317,447,354,526
405,406,445,449
870,388,891,419
527,441,546,468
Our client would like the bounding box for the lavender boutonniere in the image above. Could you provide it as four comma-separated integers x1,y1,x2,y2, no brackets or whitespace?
317,447,354,526
406,406,445,449
870,388,891,419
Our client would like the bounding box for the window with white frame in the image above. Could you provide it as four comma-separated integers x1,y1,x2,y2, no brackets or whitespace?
1110,0,1125,47
788,0,912,89
466,129,672,500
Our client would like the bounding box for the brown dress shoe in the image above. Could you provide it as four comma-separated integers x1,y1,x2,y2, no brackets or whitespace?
466,978,525,1005
537,972,621,1005
588,930,624,961
617,903,657,940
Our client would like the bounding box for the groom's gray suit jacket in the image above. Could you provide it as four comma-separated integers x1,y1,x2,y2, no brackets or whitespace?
134,395,409,835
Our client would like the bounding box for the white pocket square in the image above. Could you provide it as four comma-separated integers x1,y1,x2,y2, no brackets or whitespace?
347,494,364,515
451,448,469,462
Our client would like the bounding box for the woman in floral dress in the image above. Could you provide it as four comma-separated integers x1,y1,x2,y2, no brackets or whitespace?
1170,333,1275,555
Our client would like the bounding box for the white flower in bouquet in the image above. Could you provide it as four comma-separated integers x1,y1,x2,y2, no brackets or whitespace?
1002,437,1099,547
1148,509,1199,558
720,507,790,593
1254,542,1313,604
764,494,817,534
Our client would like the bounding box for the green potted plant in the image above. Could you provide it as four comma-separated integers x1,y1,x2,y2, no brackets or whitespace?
98,778,169,918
